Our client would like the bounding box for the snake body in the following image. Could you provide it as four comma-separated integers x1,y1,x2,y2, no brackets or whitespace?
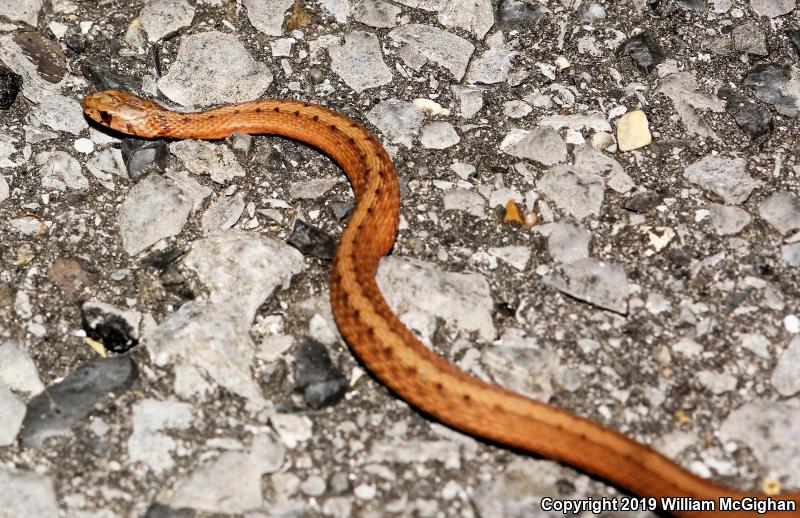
83,90,798,516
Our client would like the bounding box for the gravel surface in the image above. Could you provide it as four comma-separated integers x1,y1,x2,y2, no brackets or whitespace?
1,0,800,516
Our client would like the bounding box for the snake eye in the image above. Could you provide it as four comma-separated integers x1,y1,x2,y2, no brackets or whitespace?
99,111,112,123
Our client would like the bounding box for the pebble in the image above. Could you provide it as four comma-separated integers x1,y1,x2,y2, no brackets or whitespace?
287,219,337,259
20,356,138,449
544,259,630,314
377,256,496,345
157,32,273,106
624,191,662,213
294,338,348,409
388,24,474,80
329,31,392,92
696,370,737,394
786,315,800,334
683,156,761,205
270,413,313,448
36,151,88,191
502,100,532,118
140,0,195,42
772,336,800,396
499,127,567,166
579,3,606,22
120,138,169,180
758,191,800,235
537,165,605,220
659,72,726,139
616,110,652,152
452,85,483,118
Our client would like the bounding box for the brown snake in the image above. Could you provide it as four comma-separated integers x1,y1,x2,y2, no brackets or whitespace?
84,89,798,516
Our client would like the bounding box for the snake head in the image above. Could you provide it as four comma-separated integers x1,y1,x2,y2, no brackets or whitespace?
83,89,165,137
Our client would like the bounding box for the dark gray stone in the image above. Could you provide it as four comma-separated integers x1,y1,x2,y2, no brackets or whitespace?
624,191,663,213
20,356,138,448
0,64,22,110
294,339,347,409
617,32,665,73
120,138,169,180
287,219,336,260
497,0,544,29
744,63,800,117
721,90,773,140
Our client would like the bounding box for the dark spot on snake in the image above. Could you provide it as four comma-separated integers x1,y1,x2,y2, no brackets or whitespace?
353,309,360,319
330,124,337,131
255,107,262,113
294,110,300,116
462,393,472,402
208,114,215,119
232,109,239,114
99,111,112,123
366,207,373,213
374,188,381,196
366,327,375,337
303,103,310,107
182,117,191,123
273,107,279,112
348,137,355,144
434,382,444,391
312,115,319,121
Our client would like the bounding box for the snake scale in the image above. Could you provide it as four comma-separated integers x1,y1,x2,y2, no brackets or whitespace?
83,89,799,517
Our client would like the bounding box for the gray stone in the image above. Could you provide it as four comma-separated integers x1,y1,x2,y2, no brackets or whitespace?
782,242,800,266
538,165,605,220
353,0,400,28
389,24,474,80
167,434,285,513
366,99,426,147
328,32,392,92
140,0,195,42
128,399,194,472
37,151,88,191
201,193,245,234
437,0,494,39
683,156,761,204
242,0,293,36
544,259,629,314
759,191,800,234
0,339,45,396
420,122,460,149
772,336,800,396
696,370,737,394
500,127,567,166
20,356,138,448
465,32,517,85
32,94,87,135
720,400,800,487
118,174,194,255
744,64,800,118
545,222,592,263
0,382,25,446
573,144,635,194
708,204,751,235
442,189,486,218
0,467,58,518
750,0,795,18
659,72,726,139
377,256,496,345
170,140,245,184
158,32,273,106
733,22,768,56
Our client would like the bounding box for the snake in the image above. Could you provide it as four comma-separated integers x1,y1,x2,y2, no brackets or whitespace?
83,89,798,517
